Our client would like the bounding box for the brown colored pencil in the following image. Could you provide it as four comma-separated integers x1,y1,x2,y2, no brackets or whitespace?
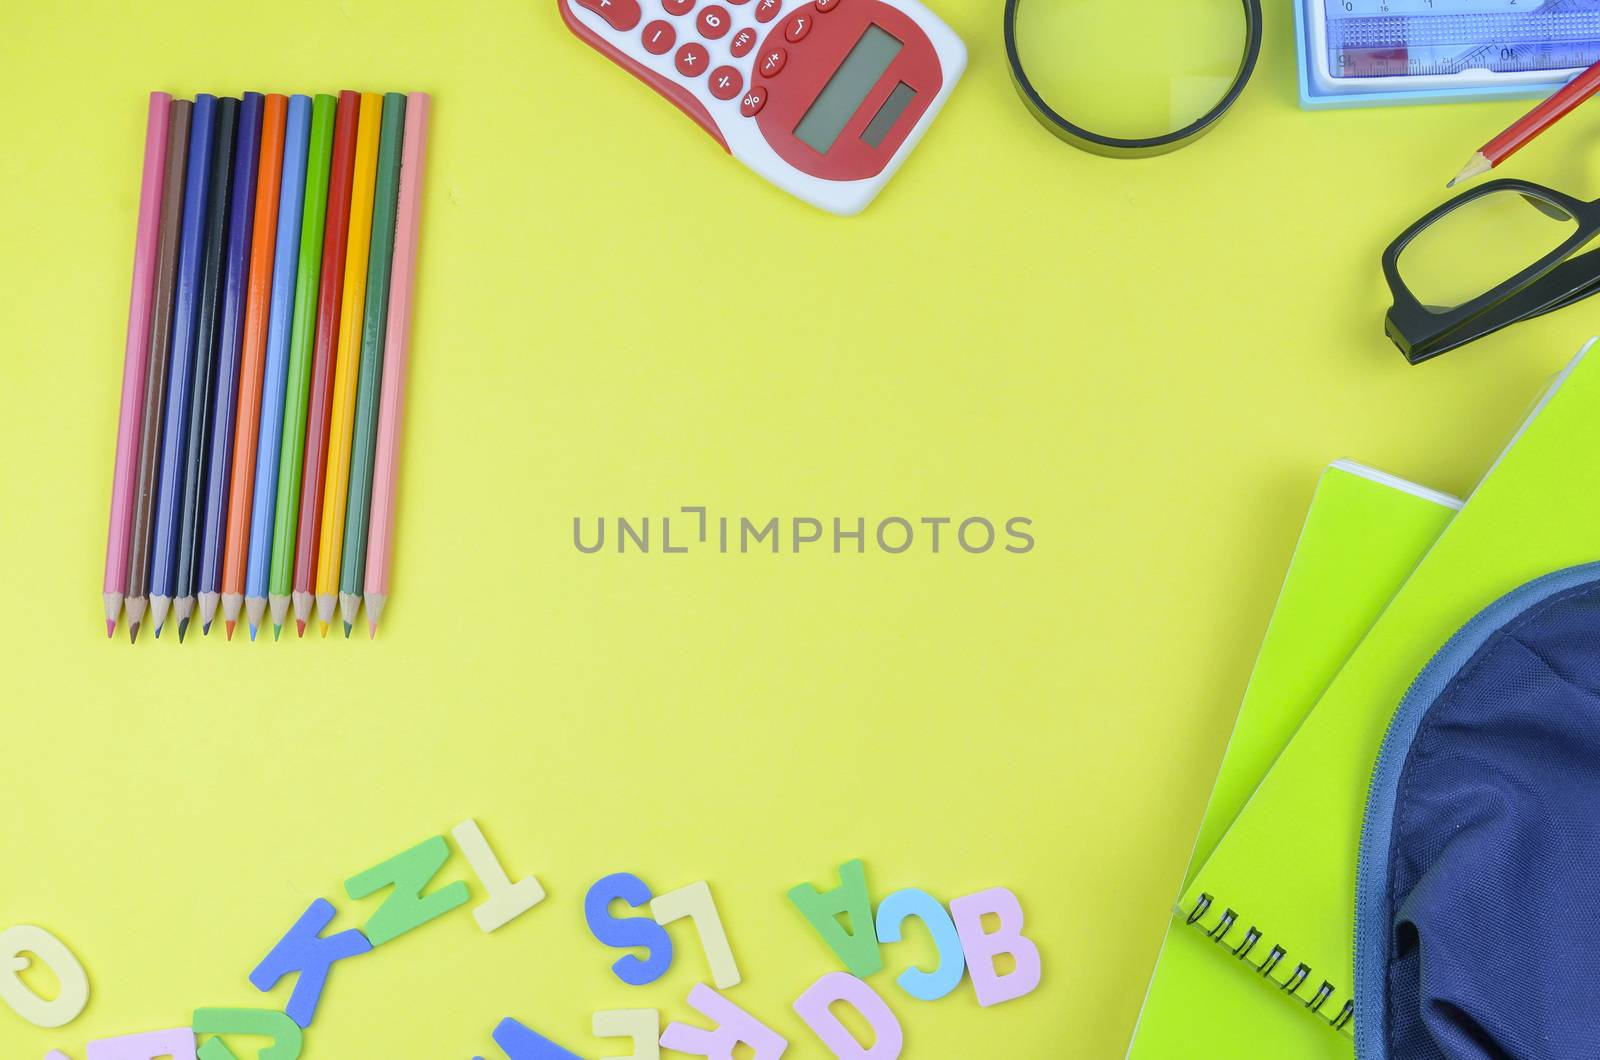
124,99,192,643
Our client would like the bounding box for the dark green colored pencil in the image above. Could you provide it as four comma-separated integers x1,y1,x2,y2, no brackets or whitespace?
337,92,406,636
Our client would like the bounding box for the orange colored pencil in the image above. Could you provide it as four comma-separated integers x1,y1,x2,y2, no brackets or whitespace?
220,94,288,640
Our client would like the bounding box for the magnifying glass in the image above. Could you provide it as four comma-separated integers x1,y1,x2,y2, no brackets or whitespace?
1004,0,1263,157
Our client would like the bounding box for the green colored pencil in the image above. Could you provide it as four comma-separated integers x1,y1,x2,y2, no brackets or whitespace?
268,93,337,637
338,93,407,637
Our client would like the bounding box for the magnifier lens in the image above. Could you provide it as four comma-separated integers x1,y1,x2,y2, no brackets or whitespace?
1014,0,1248,142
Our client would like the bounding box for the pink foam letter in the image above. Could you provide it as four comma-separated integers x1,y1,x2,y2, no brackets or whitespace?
948,888,1041,1007
792,972,903,1059
659,984,786,1059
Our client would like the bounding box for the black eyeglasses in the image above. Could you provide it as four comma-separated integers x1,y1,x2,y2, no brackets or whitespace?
1384,179,1600,365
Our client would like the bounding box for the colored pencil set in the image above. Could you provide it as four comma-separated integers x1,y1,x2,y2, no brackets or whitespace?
102,90,431,644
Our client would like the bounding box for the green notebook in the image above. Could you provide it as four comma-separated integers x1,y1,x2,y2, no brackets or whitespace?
1127,461,1459,1060
1175,341,1597,1042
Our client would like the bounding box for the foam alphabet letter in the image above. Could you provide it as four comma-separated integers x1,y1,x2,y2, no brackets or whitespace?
452,819,546,932
0,925,90,1028
487,1017,583,1058
584,873,674,986
650,881,740,989
192,1008,303,1060
84,1029,197,1060
873,889,965,1001
247,897,372,1027
659,984,787,1059
593,1009,660,1060
343,835,469,946
786,859,882,978
948,887,1042,1007
792,972,904,1059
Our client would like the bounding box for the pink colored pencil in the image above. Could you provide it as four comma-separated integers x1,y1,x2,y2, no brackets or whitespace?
363,93,429,638
103,92,173,637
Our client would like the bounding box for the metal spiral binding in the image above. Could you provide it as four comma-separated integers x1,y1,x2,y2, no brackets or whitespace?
1184,892,1357,1035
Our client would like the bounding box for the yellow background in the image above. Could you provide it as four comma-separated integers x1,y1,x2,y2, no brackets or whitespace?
3,1,1598,1056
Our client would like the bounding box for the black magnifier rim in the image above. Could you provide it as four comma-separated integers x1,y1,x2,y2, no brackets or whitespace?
1003,0,1264,157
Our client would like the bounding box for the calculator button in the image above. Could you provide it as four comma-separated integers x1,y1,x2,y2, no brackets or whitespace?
675,41,710,76
784,12,811,41
754,0,781,22
708,65,743,100
696,5,731,38
662,0,694,14
642,19,676,53
729,26,758,57
577,0,642,30
740,84,768,117
758,46,786,77
728,0,750,5
815,0,838,9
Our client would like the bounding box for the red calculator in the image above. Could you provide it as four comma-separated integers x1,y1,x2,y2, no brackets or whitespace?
558,0,965,215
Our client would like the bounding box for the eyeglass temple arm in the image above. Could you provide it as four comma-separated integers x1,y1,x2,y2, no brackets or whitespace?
1427,245,1600,357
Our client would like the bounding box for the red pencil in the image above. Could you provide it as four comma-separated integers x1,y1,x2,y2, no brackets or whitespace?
1451,58,1600,187
291,90,360,636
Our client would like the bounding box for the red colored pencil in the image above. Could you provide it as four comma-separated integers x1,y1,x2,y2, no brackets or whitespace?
1451,58,1600,186
291,90,360,636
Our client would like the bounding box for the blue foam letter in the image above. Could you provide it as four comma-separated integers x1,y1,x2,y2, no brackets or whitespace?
247,898,373,1027
874,888,966,1000
584,872,674,985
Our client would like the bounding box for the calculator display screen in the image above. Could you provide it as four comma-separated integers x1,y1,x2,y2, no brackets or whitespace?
794,25,905,154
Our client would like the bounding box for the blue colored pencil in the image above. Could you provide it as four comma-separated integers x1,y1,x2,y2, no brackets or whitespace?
197,92,264,636
173,97,238,642
148,94,218,638
245,94,312,640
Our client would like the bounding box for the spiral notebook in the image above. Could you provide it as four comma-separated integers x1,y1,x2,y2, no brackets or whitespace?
1127,461,1460,1059
1174,340,1599,1041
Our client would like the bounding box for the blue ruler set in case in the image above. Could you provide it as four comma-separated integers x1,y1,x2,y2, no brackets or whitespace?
1295,0,1600,109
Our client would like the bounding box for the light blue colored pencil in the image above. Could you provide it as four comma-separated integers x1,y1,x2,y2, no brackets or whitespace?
244,94,312,640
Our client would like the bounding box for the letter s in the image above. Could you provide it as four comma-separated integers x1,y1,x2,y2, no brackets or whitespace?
584,873,674,986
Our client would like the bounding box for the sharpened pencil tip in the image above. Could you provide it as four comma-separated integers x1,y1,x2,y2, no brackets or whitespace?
226,620,235,640
129,621,141,644
368,619,377,639
154,623,163,639
249,624,258,641
107,618,117,639
344,621,353,638
296,618,306,638
177,618,189,643
202,619,212,636
320,622,329,639
273,624,282,641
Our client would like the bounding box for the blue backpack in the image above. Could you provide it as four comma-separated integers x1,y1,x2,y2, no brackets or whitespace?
1355,564,1600,1059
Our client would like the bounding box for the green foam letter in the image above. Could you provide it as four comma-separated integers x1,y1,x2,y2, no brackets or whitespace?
193,1008,303,1060
344,834,470,946
786,858,883,977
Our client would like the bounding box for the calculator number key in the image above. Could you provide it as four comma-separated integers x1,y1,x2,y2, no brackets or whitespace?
696,5,731,39
576,0,642,30
663,0,695,14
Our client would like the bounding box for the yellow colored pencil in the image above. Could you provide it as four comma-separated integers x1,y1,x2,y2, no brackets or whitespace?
314,92,384,633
